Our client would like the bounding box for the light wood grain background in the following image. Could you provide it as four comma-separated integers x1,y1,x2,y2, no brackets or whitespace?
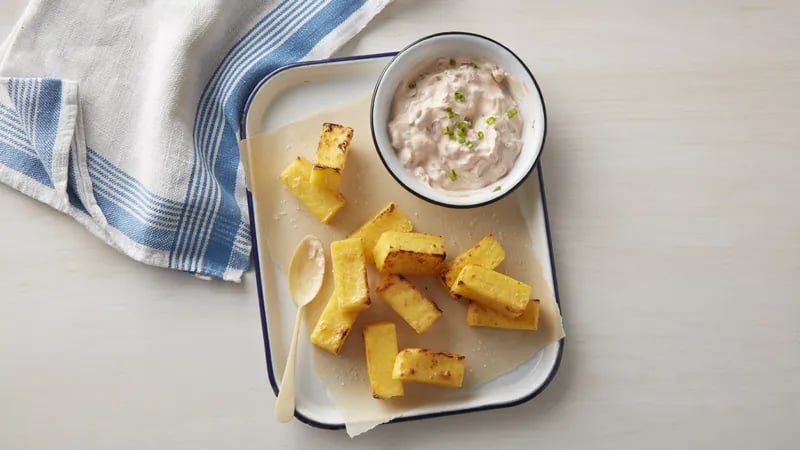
1,1,798,449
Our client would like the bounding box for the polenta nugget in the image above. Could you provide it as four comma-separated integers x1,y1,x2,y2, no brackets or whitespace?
363,322,404,399
467,299,540,330
279,156,345,223
392,348,465,388
310,292,360,355
349,202,413,264
440,234,505,290
450,264,531,318
310,123,354,190
373,231,445,275
331,238,370,313
376,274,442,334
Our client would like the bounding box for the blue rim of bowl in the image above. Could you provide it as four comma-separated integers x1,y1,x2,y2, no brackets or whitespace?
241,51,564,430
369,31,548,209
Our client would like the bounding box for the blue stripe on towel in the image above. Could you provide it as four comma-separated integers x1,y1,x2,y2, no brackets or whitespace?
0,107,34,147
93,190,177,250
172,0,327,272
173,0,367,276
86,149,184,211
0,79,59,188
0,139,53,188
0,115,37,156
85,148,187,236
0,1,371,279
0,78,62,188
6,79,63,184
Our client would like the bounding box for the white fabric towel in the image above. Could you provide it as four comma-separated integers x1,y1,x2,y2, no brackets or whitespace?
0,0,391,281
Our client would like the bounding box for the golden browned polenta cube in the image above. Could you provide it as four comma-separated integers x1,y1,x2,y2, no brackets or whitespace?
279,156,345,223
376,274,442,334
310,292,360,355
310,123,354,190
349,202,413,264
372,231,445,275
467,299,540,330
391,348,465,388
363,322,404,399
440,234,506,289
450,264,531,318
331,238,370,313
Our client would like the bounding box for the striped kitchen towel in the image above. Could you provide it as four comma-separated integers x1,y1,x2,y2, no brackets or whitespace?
0,0,391,281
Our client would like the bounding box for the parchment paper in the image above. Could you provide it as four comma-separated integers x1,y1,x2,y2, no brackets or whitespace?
243,95,565,436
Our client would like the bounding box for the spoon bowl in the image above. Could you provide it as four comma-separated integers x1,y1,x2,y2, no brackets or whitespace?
274,234,326,422
287,235,326,307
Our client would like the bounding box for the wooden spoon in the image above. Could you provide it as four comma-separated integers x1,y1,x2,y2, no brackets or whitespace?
274,235,326,422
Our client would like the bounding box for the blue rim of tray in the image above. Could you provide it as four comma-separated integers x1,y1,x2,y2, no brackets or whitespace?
240,51,564,430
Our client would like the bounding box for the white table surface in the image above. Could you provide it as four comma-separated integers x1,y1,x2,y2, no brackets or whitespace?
2,1,798,449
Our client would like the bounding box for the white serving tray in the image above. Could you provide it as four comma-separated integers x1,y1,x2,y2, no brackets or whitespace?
240,53,563,429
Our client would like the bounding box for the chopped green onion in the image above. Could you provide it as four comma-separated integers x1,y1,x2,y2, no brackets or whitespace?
444,106,457,119
465,140,474,148
507,108,518,119
477,131,485,140
486,116,496,125
447,169,457,181
407,81,416,89
442,126,452,136
449,58,456,66
492,186,501,192
458,136,466,144
454,91,466,102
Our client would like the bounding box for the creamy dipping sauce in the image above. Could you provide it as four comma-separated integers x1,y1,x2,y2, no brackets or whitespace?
387,58,523,191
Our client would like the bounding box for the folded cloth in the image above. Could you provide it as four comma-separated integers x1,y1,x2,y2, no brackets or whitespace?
0,0,391,281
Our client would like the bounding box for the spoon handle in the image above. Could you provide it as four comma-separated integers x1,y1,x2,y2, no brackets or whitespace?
274,306,304,422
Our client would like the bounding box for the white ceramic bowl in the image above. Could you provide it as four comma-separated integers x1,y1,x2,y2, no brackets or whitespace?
371,32,547,208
